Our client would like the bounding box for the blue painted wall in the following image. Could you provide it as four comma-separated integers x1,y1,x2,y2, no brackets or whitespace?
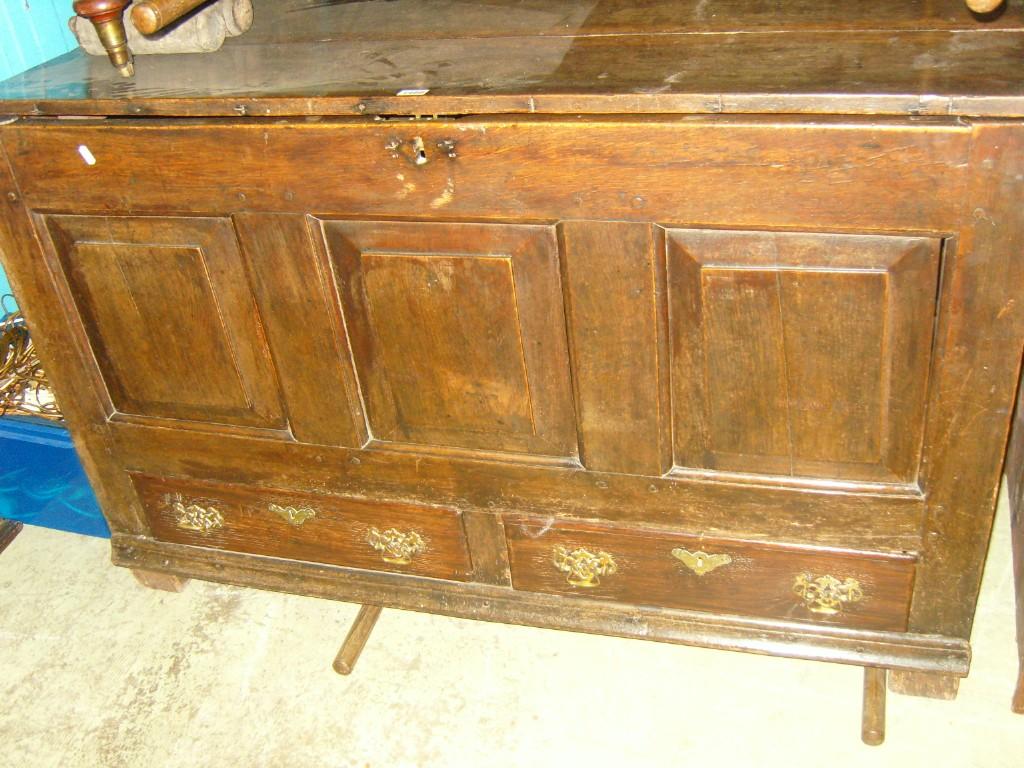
0,0,78,81
0,269,11,310
0,1,78,310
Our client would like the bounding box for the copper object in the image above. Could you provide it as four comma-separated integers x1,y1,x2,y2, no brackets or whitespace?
132,0,212,35
73,0,134,77
0,306,62,421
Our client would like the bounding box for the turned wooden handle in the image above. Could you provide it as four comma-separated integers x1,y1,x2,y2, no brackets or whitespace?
965,0,1005,12
74,0,131,22
73,0,134,77
131,0,211,35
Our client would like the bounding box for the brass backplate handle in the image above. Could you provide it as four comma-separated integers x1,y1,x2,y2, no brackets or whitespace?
552,545,617,587
367,527,426,564
793,573,864,615
671,548,732,576
173,500,223,533
268,502,317,526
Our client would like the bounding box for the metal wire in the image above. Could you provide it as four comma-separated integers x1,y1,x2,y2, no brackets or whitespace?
0,298,63,421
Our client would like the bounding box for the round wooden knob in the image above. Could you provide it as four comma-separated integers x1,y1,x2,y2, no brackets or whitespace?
965,0,1005,13
131,0,211,35
73,0,131,20
73,0,134,77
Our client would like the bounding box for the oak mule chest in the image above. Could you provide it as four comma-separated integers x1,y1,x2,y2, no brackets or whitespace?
3,0,1024,746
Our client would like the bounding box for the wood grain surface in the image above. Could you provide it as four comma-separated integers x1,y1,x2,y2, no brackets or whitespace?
1,0,1023,117
506,517,916,632
135,474,473,581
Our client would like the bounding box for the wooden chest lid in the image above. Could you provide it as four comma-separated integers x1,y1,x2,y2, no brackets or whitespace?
1,0,1023,118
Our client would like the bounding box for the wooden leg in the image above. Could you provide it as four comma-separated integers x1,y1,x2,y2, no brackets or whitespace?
862,667,887,746
0,519,23,555
888,669,960,700
333,604,383,676
1013,663,1024,714
132,568,189,592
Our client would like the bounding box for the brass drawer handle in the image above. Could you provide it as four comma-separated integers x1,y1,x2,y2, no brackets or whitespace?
367,527,426,564
173,500,223,533
268,503,317,526
552,545,617,588
671,548,732,576
793,573,864,615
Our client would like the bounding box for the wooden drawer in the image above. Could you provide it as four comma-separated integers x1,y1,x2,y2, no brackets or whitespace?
506,518,915,631
132,474,472,581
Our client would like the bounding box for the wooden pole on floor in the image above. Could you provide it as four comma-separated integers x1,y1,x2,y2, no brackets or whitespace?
862,667,887,746
333,604,383,676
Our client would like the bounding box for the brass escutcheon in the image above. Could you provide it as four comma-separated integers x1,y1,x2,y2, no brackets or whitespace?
367,527,426,564
671,548,733,576
268,503,317,526
173,500,223,533
793,572,864,615
552,545,617,588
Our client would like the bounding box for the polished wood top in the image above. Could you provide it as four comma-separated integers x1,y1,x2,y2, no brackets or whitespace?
1,0,1023,118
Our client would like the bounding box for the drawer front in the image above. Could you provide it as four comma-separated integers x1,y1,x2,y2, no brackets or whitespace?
506,518,915,631
133,474,472,581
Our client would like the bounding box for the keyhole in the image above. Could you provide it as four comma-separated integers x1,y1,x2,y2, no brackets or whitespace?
412,136,428,165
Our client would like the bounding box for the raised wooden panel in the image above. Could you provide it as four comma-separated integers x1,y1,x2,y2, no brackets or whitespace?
560,221,671,476
321,220,577,459
667,228,941,484
234,213,368,447
43,215,285,430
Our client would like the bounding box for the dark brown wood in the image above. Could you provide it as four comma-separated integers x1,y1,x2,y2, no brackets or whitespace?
111,532,971,676
333,604,383,675
559,221,671,476
862,667,887,746
910,123,1024,639
223,0,1024,41
42,215,285,432
505,517,916,632
0,143,147,536
132,568,189,592
322,220,576,459
0,519,22,554
461,511,512,587
133,474,473,582
666,229,940,484
888,670,961,700
2,2,1023,744
234,213,368,448
108,421,925,551
2,120,971,233
1,2,1023,118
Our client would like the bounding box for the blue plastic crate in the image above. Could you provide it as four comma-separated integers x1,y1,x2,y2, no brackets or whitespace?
0,415,109,538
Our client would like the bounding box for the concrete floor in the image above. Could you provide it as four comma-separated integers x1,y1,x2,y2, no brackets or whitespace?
1,493,1021,767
